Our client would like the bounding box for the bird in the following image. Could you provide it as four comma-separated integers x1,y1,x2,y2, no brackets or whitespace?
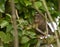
34,12,54,35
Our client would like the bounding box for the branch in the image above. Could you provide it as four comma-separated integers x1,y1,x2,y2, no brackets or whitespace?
45,13,48,36
26,24,46,35
41,0,54,29
41,0,60,47
36,28,46,35
10,0,19,47
30,0,45,19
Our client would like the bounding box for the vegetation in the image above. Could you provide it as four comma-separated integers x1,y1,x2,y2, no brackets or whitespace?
0,0,60,47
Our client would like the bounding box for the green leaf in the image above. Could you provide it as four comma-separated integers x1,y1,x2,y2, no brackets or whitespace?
0,46,3,47
0,4,4,13
0,0,5,3
0,20,9,28
0,31,6,41
25,30,36,39
36,39,41,47
0,0,5,13
6,24,13,32
3,33,13,43
18,19,28,26
29,39,38,46
34,1,42,9
14,0,18,3
6,14,11,18
23,43,30,47
24,0,32,6
21,36,30,44
18,29,23,37
0,32,13,43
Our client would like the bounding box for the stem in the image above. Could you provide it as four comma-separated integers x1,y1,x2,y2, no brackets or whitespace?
58,0,60,11
31,0,45,19
10,0,19,47
41,0,54,29
55,31,60,47
45,13,48,36
0,39,3,46
42,0,60,47
36,28,46,35
58,0,60,35
35,39,41,47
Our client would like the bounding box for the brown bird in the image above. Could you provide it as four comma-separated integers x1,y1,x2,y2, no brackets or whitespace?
34,12,54,35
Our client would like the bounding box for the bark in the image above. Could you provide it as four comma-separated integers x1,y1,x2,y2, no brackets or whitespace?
9,0,19,47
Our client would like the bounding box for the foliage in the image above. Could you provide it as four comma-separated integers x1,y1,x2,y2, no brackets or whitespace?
0,0,60,47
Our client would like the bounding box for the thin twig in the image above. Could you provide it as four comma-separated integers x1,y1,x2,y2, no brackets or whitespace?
45,13,48,36
31,0,45,19
15,10,19,19
55,31,60,47
36,28,46,35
